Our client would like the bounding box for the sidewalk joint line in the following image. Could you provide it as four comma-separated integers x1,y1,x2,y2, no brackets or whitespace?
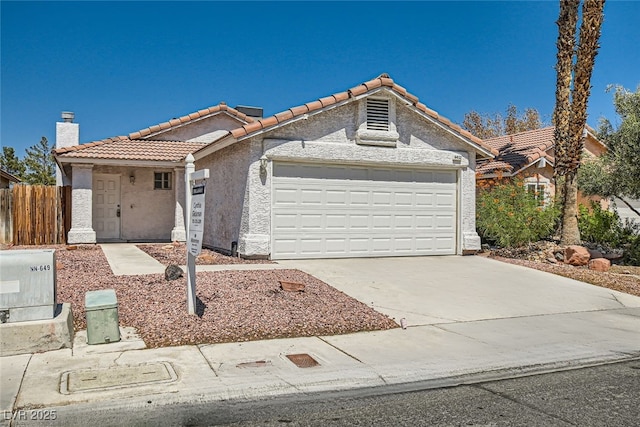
10,353,33,415
197,345,220,377
316,336,363,364
610,292,626,308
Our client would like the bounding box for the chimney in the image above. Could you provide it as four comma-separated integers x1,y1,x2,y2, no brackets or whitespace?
235,105,264,120
56,111,79,186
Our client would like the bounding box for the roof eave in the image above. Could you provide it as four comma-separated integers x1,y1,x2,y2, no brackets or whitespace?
54,156,186,168
135,110,250,140
192,132,236,160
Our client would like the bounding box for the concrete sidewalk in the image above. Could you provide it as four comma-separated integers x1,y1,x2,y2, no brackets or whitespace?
100,244,287,276
2,249,640,423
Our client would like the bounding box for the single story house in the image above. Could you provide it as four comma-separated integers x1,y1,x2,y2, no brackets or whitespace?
476,126,607,204
54,73,497,259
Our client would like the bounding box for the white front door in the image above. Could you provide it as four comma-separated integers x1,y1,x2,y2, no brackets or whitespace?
271,163,458,260
93,174,121,240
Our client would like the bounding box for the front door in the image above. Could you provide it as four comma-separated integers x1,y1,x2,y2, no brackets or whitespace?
93,174,121,240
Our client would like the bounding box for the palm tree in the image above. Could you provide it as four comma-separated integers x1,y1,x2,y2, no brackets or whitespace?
553,0,605,245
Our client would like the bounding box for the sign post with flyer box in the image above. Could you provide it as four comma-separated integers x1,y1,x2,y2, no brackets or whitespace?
184,154,209,315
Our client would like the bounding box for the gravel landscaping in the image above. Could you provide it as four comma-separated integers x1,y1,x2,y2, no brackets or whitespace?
23,245,397,348
137,242,275,265
483,243,640,298
5,241,639,349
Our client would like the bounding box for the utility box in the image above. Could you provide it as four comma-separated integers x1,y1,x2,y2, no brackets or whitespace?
85,289,120,345
0,249,56,323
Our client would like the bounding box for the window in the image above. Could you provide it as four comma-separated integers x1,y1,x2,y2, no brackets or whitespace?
154,172,172,190
366,98,389,131
526,183,546,202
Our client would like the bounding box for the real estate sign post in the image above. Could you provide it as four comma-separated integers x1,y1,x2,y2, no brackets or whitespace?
185,154,209,315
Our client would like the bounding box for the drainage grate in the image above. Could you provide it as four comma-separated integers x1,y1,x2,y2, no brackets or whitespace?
286,353,319,368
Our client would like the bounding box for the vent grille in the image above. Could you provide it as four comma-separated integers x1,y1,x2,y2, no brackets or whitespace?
366,98,390,131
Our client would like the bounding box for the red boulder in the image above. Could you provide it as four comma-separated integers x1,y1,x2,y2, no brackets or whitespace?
564,245,590,266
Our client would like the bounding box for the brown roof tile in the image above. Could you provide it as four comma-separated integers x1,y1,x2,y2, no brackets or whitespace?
318,96,337,107
333,92,350,102
348,84,368,97
126,102,253,140
56,139,204,162
275,110,294,123
305,100,323,111
363,78,382,90
260,116,279,128
218,73,496,156
289,105,309,116
476,127,557,176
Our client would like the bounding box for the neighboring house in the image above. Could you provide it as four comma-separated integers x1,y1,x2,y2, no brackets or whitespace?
53,73,497,259
476,126,607,204
1,169,21,188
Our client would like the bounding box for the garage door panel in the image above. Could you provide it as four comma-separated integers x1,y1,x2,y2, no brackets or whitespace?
350,215,370,229
415,193,435,207
350,191,369,205
326,190,347,205
272,163,457,259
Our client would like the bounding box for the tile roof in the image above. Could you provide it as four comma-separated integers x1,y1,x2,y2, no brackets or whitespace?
223,73,497,156
476,127,556,176
55,138,204,162
53,102,250,161
127,102,253,140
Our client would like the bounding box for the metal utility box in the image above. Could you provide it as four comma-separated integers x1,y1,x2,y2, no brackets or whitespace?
85,289,120,345
0,249,56,323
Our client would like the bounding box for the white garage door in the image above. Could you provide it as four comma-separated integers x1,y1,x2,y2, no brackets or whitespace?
272,163,457,259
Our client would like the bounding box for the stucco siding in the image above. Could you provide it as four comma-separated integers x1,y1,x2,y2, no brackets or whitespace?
197,140,251,253
396,106,470,151
268,102,357,143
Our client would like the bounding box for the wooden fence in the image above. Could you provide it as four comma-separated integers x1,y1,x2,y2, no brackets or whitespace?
0,185,71,245
0,189,11,244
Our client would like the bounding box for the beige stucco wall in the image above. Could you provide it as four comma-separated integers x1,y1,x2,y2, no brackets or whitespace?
93,165,176,241
196,141,252,253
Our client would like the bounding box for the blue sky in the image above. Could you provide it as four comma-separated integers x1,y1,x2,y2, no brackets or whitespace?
1,1,639,157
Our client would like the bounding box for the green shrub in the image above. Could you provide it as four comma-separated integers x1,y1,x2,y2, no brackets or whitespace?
623,235,640,266
578,201,639,248
476,179,560,247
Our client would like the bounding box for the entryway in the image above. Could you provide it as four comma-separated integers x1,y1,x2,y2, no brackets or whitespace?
93,174,121,240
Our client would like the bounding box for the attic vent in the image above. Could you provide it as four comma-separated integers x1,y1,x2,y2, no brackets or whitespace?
366,98,389,131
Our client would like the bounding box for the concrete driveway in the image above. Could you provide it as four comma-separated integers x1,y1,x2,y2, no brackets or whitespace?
277,256,640,326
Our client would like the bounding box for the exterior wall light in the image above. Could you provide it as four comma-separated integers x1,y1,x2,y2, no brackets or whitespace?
130,174,135,184
259,155,268,176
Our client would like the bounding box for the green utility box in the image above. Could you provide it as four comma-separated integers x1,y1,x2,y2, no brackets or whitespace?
85,289,120,345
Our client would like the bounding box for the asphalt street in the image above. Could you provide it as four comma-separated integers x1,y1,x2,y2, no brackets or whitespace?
10,359,639,427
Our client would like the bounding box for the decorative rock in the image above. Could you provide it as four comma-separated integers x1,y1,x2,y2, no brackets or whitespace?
165,264,184,281
546,257,558,264
587,249,604,259
588,258,611,272
280,281,305,292
603,252,624,262
197,254,216,264
554,251,564,262
66,245,78,251
162,244,174,250
564,245,590,266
